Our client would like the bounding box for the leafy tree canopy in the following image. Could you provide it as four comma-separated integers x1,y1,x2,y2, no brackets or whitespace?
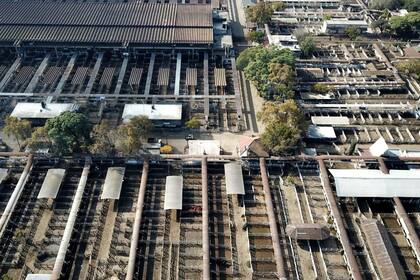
114,116,153,155
89,121,117,155
237,46,296,99
3,116,31,150
369,0,400,10
257,100,306,130
299,37,316,58
388,12,420,38
44,111,90,155
248,30,265,43
261,122,300,155
395,58,420,78
246,2,274,25
185,117,201,129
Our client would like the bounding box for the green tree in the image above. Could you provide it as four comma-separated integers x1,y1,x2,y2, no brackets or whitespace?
322,14,332,21
345,26,361,40
26,126,51,152
299,37,316,58
312,83,330,94
89,121,116,155
248,31,265,43
261,122,300,155
185,117,201,129
44,112,90,155
257,100,306,130
395,58,420,78
237,46,295,99
246,2,274,25
403,0,420,11
115,116,153,154
3,116,32,150
388,12,420,37
369,0,400,10
272,1,284,11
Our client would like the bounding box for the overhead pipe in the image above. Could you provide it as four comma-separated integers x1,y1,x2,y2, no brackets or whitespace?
377,158,420,262
0,154,33,238
126,160,149,280
317,159,363,280
201,157,210,280
51,157,91,280
259,158,287,279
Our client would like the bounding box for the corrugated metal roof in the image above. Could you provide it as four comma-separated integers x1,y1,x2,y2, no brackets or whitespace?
38,169,65,199
214,68,227,87
122,104,182,121
330,169,420,197
101,167,125,200
224,162,245,195
0,2,213,45
0,168,9,184
361,219,407,280
186,68,197,86
157,68,170,86
11,103,79,119
164,176,183,210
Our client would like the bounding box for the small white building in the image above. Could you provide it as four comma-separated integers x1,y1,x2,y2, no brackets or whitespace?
10,102,79,122
122,104,182,128
321,19,368,34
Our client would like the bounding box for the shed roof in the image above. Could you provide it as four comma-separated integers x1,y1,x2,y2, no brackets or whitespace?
101,167,125,200
311,116,350,125
0,2,213,46
25,274,51,280
122,104,182,122
11,103,79,119
38,169,65,199
361,219,406,280
330,169,420,197
369,137,389,157
164,176,183,210
224,162,245,195
307,125,336,139
0,168,8,184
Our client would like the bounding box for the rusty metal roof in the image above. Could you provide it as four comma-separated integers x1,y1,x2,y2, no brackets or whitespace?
0,2,213,46
361,219,407,280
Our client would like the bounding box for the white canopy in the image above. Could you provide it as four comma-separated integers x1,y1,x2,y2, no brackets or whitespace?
37,169,65,199
164,176,183,210
330,169,420,197
224,162,245,195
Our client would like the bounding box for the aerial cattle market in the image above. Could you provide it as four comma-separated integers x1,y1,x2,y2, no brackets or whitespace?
0,0,418,279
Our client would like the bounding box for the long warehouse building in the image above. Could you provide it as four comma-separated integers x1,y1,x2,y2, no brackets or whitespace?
0,2,213,48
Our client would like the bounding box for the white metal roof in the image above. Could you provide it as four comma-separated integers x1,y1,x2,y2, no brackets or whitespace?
25,274,51,280
307,125,336,139
101,167,125,200
330,169,420,197
164,176,183,210
0,168,8,184
324,19,368,26
37,169,65,199
224,162,245,195
122,104,182,122
11,103,79,119
188,140,220,155
369,137,389,157
311,116,350,125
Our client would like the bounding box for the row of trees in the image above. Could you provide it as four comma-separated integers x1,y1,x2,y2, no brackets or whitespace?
369,0,419,11
3,112,153,155
372,11,420,38
237,46,296,100
258,100,306,155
